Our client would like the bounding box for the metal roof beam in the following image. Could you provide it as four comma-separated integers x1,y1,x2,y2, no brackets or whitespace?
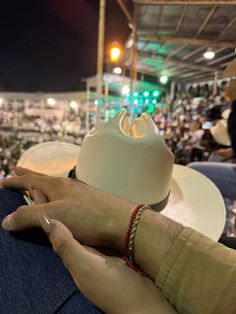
207,52,236,65
138,34,236,49
178,70,208,78
219,15,236,37
116,0,133,28
195,47,226,63
219,61,231,68
195,4,217,37
134,1,236,4
175,4,188,33
178,72,220,83
182,46,206,60
166,43,188,58
138,51,221,72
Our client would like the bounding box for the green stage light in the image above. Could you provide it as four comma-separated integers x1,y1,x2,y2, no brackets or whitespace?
133,91,139,98
160,75,168,84
99,99,103,105
145,99,149,104
143,90,150,97
152,99,157,104
139,98,144,104
147,104,155,114
134,99,139,105
152,90,160,97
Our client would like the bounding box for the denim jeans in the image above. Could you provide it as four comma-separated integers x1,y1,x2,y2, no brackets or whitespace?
188,162,236,200
0,188,101,314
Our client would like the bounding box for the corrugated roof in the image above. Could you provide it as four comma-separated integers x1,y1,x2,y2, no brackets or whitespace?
125,0,236,83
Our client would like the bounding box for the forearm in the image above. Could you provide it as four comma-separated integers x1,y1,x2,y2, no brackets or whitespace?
109,205,236,313
109,204,183,280
155,227,236,313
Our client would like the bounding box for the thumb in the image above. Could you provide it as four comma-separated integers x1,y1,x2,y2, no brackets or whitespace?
39,212,90,287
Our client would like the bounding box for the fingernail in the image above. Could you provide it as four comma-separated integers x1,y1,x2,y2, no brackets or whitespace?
2,214,11,231
40,211,55,234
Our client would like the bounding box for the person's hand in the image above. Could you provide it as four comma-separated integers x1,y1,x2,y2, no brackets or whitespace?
39,212,176,314
1,167,136,250
212,147,233,161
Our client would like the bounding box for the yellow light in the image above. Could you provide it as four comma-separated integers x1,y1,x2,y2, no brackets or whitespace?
110,47,121,62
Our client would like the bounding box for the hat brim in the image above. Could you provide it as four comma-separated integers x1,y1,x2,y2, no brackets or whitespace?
224,58,236,77
17,142,225,241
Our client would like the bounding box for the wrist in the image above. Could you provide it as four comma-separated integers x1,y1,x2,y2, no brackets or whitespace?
104,197,136,253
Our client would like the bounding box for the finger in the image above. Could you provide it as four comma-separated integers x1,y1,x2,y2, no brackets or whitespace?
39,213,176,314
1,174,54,197
15,167,49,177
39,212,87,281
1,202,58,231
32,189,48,204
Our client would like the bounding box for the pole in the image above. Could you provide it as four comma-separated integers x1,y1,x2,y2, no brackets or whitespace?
86,82,90,133
170,80,176,112
130,4,138,119
104,79,109,121
96,0,106,124
170,80,176,101
213,71,218,95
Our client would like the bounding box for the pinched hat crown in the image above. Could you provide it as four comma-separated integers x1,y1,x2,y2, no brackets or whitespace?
76,109,174,207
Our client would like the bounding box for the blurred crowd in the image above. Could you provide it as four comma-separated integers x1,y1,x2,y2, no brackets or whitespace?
0,82,231,178
0,101,88,178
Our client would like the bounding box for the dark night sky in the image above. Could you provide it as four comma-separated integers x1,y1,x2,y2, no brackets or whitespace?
0,0,131,92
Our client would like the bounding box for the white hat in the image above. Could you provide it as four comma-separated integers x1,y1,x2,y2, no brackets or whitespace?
17,109,225,240
210,119,231,146
224,58,236,78
224,79,236,102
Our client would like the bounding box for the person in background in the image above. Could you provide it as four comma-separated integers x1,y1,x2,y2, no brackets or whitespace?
189,79,236,201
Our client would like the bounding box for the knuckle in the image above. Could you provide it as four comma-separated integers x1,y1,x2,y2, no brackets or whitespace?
50,177,66,186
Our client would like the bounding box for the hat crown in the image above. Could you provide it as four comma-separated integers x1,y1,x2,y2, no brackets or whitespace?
76,109,174,206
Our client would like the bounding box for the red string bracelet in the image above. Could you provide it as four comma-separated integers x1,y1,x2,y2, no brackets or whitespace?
123,204,149,276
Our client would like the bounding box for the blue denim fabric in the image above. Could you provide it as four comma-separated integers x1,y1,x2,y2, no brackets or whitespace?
188,162,236,200
0,188,101,314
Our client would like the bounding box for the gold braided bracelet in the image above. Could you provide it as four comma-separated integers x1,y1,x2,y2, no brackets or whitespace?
124,204,150,264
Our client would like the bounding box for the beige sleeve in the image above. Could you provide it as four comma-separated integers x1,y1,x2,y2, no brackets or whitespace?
155,227,236,314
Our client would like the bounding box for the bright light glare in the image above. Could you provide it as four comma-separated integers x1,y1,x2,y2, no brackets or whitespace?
121,85,130,96
126,38,134,49
203,50,215,60
153,90,160,97
94,100,99,105
110,47,121,62
134,99,138,105
143,91,150,97
160,75,168,84
113,67,122,75
70,101,78,109
47,98,56,105
133,91,139,97
0,98,3,105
